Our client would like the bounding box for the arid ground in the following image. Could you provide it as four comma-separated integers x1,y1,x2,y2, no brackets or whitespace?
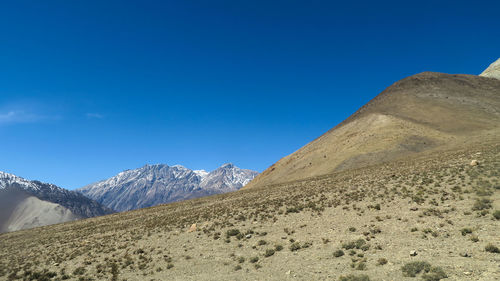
1,141,499,281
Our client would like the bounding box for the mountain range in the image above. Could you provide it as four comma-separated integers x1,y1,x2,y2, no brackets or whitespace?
0,171,113,232
78,163,258,212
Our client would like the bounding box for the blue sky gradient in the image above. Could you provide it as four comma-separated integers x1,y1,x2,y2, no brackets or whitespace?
1,0,499,189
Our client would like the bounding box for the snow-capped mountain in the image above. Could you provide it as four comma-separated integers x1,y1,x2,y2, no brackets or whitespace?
78,163,259,212
0,171,40,190
0,171,113,232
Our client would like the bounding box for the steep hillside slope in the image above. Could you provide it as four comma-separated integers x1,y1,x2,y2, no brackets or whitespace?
480,58,500,80
245,71,500,189
2,194,78,232
78,163,258,212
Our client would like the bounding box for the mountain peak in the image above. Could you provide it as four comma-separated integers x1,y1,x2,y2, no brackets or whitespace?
220,163,234,169
480,58,500,80
0,171,39,191
78,163,258,212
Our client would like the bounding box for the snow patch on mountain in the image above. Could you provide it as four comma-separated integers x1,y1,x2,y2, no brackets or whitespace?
194,170,209,178
0,171,60,192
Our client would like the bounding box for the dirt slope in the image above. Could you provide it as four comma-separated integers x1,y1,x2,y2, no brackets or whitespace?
3,196,79,233
245,72,500,189
0,142,498,281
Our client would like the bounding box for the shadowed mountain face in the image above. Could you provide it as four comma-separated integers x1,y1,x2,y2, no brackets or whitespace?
78,163,258,212
0,188,31,232
0,189,78,233
245,70,500,189
0,172,114,232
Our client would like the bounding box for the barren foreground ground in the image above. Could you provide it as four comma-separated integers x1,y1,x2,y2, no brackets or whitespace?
1,143,499,281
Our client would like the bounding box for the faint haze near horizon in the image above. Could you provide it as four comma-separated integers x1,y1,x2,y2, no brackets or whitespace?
0,0,499,189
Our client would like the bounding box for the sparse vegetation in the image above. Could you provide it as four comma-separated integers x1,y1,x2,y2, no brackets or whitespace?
377,258,388,265
401,261,431,277
264,249,275,257
422,266,447,281
472,198,492,211
226,229,240,238
493,210,500,220
289,242,301,252
461,228,473,236
333,249,345,257
339,274,370,281
0,143,498,280
72,267,86,276
485,244,500,253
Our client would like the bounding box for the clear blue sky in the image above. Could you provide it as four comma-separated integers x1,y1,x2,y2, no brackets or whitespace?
0,0,499,189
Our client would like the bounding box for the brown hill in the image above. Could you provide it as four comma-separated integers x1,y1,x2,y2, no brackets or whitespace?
245,71,500,189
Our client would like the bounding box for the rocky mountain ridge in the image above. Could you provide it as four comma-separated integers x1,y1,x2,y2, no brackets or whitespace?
78,163,258,212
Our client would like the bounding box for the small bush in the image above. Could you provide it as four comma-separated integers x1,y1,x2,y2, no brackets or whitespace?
356,262,367,270
354,239,366,248
493,210,500,220
401,261,431,277
234,265,242,271
333,250,345,257
301,241,312,249
472,198,492,211
339,274,370,281
72,267,86,276
264,249,275,257
249,256,259,263
226,229,240,237
422,266,447,281
275,245,283,251
342,241,356,250
289,242,301,251
461,228,473,236
485,244,500,253
342,239,366,250
257,240,267,246
377,258,388,265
